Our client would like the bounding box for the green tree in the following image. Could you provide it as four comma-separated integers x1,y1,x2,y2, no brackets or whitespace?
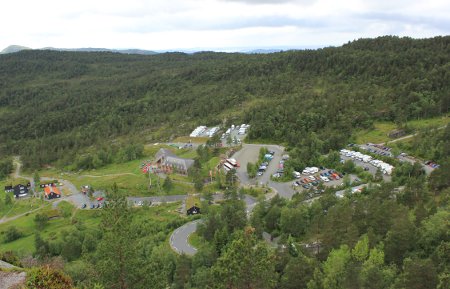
397,258,438,289
247,162,257,178
163,176,174,192
33,171,40,186
34,213,49,230
212,227,277,289
173,254,192,289
4,193,12,205
95,184,140,289
280,253,316,289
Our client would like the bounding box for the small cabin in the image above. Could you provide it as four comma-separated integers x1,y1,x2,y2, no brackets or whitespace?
187,205,201,215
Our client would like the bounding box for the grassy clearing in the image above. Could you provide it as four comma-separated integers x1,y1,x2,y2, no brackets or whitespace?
354,115,450,144
406,115,449,130
188,232,207,249
354,122,397,144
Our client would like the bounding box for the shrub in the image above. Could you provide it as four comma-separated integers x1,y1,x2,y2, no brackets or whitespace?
3,226,23,243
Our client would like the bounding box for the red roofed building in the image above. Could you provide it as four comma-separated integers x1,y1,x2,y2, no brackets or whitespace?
44,185,61,199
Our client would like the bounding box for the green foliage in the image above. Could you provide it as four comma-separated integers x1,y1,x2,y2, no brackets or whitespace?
4,192,12,205
0,250,22,267
0,158,13,180
3,226,23,243
26,266,74,289
34,213,49,230
212,228,277,289
247,162,257,178
162,176,173,192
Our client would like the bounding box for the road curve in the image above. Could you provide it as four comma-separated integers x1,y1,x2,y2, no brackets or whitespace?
170,220,201,256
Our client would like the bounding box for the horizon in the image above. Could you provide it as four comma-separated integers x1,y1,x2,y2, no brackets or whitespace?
1,0,449,51
3,35,447,54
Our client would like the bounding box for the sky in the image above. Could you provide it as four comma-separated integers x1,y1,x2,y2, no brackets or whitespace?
1,0,449,51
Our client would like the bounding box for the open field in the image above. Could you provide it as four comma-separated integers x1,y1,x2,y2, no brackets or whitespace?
0,201,100,255
354,115,449,144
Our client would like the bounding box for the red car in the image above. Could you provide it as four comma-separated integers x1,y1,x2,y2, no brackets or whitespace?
97,197,104,201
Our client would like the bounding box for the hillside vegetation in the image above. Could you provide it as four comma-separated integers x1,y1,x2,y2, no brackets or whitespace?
0,36,449,170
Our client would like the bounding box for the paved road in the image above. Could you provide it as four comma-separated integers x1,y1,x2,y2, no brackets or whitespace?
168,193,258,255
170,220,201,255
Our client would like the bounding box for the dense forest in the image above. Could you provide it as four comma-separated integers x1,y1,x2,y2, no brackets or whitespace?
0,36,449,169
0,36,449,288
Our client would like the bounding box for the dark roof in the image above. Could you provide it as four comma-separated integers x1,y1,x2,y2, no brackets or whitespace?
187,206,201,215
13,184,28,196
155,148,195,171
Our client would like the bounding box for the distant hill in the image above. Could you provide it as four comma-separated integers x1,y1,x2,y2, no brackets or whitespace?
0,45,31,54
41,47,159,55
1,45,158,55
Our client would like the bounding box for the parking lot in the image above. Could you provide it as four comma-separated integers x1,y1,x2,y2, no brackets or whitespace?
340,155,392,182
221,125,248,147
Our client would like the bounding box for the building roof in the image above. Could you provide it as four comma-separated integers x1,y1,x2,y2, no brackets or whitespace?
13,184,28,196
155,148,194,172
44,186,61,196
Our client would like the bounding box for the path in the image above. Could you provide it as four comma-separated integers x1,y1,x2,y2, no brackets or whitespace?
0,206,45,224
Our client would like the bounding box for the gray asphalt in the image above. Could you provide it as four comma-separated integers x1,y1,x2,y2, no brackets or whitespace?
170,220,201,255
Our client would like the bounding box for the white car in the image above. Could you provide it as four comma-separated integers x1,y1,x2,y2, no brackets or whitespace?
320,176,330,182
308,176,316,181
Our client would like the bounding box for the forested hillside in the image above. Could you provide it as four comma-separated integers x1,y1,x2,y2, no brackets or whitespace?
0,36,449,169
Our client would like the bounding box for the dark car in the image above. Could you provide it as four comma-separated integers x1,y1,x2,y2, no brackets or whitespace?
364,167,370,171
90,204,95,209
81,204,86,209
268,150,275,155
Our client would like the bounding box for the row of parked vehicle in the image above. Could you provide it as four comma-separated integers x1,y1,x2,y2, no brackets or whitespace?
293,170,343,189
340,149,394,175
362,144,393,157
257,150,276,176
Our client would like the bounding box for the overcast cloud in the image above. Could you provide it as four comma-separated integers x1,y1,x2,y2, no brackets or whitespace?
0,0,448,51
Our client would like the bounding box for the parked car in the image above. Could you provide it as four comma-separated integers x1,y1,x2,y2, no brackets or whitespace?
81,203,86,209
97,197,104,201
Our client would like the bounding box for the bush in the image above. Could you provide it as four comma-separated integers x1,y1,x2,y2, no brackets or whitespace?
26,266,74,289
3,226,23,243
0,251,22,267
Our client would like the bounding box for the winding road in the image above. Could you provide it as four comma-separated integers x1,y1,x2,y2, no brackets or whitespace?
170,220,201,255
